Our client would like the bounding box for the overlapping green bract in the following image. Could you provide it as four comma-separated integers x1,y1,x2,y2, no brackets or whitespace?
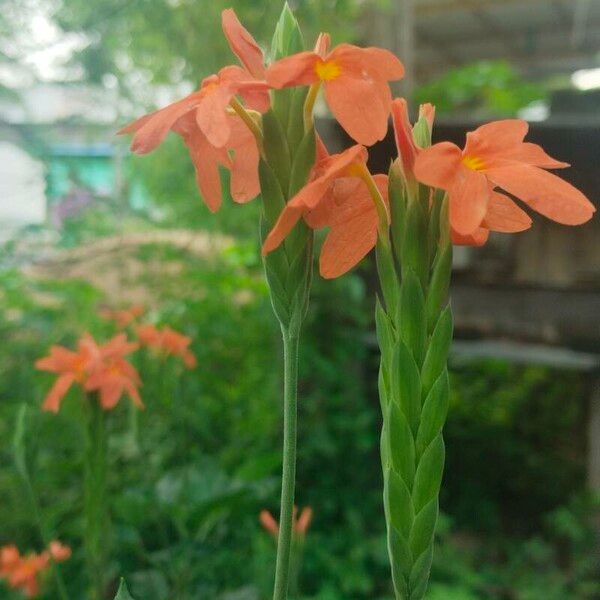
261,5,315,336
376,120,453,599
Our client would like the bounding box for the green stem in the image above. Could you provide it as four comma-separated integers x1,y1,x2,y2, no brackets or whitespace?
272,329,300,600
84,397,108,600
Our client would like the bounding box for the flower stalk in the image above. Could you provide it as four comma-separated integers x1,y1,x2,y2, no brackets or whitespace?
376,165,453,598
84,395,109,600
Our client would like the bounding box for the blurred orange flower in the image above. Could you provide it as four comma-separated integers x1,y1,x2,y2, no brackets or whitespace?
0,542,70,598
99,304,145,329
85,334,143,410
136,324,197,368
36,334,142,412
259,506,313,538
35,334,100,412
414,119,595,236
267,38,404,145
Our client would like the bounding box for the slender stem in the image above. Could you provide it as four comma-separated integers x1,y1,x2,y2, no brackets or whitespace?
229,96,265,158
272,329,300,600
303,82,321,132
84,397,108,600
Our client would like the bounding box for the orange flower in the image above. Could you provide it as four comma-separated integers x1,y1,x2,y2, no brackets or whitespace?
136,324,197,368
85,334,143,410
262,144,369,254
259,506,313,538
0,542,70,598
35,335,100,412
392,100,533,245
305,174,389,278
118,69,265,211
99,304,145,329
266,38,404,145
46,541,71,563
414,119,595,236
37,334,142,412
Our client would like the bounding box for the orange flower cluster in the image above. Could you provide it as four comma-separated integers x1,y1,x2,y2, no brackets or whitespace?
0,542,71,598
35,333,142,412
136,324,197,369
120,7,595,279
260,506,313,539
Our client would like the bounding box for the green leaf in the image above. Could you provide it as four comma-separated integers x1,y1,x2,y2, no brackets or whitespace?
388,526,413,584
416,370,449,458
411,434,445,513
12,404,28,479
375,297,395,380
270,2,304,61
390,340,421,434
389,402,415,487
262,110,291,194
401,196,429,291
376,238,400,317
259,160,286,227
409,497,438,558
408,545,434,600
421,306,453,398
425,243,452,334
387,470,414,537
287,87,309,159
288,127,315,197
398,269,426,367
113,578,135,600
389,162,406,265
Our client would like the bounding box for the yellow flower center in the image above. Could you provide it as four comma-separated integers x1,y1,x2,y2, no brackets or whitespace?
314,59,341,81
462,155,486,171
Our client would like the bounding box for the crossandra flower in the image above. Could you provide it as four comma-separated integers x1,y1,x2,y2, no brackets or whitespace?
414,119,596,236
392,100,533,245
0,542,70,598
266,37,404,145
35,334,101,412
262,144,369,254
259,506,313,538
136,324,197,368
306,174,389,279
99,304,145,329
36,334,142,412
85,334,143,410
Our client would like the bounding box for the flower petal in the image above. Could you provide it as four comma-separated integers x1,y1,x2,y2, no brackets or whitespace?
330,44,404,81
464,119,528,158
227,116,260,203
320,210,378,278
414,142,462,190
42,374,75,413
174,115,230,212
266,52,320,88
124,93,201,154
508,142,569,169
485,163,596,225
449,169,489,235
196,81,234,148
392,97,417,176
483,190,532,232
221,8,265,79
451,227,489,246
325,75,391,145
262,205,305,254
